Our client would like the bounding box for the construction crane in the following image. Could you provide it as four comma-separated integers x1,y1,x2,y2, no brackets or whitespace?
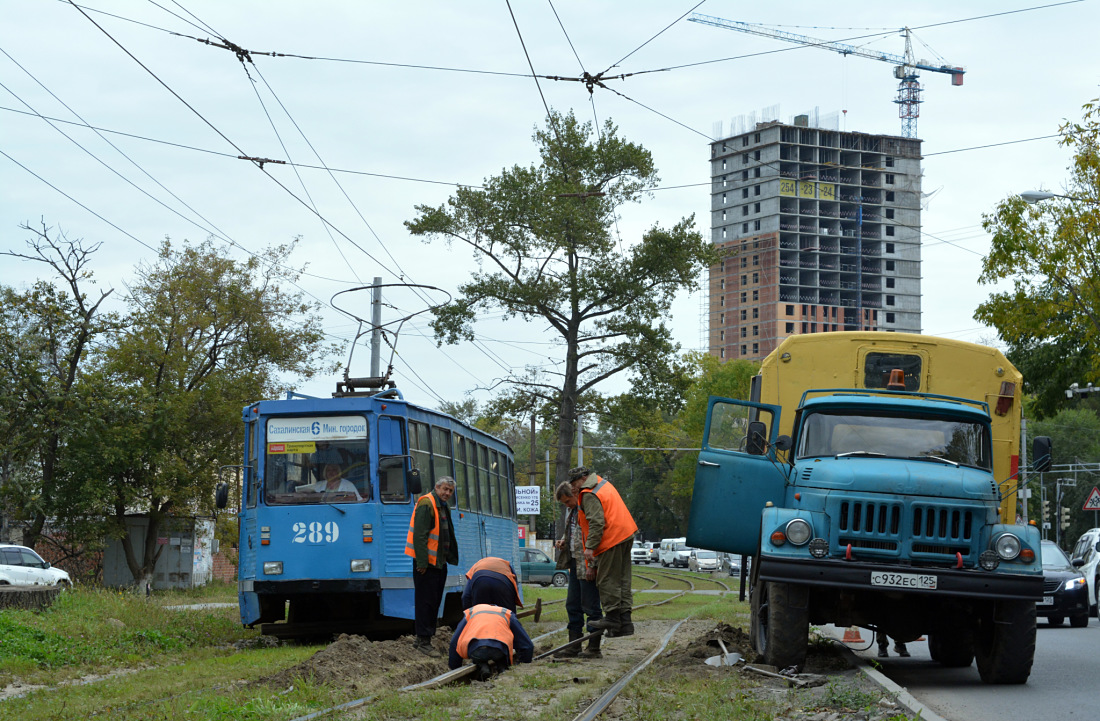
688,13,965,139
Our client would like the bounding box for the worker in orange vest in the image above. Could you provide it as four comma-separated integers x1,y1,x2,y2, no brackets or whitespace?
405,477,459,656
448,604,534,680
463,556,523,612
570,466,638,637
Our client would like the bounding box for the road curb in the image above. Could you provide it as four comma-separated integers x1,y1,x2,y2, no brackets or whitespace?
818,625,949,721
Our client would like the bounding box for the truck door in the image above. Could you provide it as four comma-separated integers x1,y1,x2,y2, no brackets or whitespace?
688,397,788,556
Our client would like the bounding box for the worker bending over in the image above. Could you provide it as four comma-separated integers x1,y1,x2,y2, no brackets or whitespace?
448,603,534,680
462,556,523,612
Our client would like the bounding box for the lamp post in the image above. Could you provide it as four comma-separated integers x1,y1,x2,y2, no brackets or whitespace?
1065,382,1100,400
1020,190,1095,205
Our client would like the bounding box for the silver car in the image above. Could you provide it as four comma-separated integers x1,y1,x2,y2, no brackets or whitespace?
688,549,719,573
0,544,72,587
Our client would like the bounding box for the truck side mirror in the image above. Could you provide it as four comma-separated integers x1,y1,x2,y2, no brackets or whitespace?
1032,436,1053,472
774,435,793,452
408,467,423,495
746,421,768,455
215,482,229,509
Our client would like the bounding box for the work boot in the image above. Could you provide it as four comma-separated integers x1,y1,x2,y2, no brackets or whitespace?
416,635,439,657
554,629,583,658
615,610,635,637
588,611,621,635
578,633,602,659
894,643,910,658
877,641,888,657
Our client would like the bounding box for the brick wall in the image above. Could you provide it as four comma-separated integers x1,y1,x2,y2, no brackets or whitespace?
212,547,238,582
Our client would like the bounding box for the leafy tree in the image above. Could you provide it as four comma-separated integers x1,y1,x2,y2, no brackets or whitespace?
1007,333,1092,419
976,99,1100,378
0,224,117,551
73,238,333,589
406,110,718,488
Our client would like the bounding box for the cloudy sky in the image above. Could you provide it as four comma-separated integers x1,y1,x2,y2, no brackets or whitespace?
2,1,1097,407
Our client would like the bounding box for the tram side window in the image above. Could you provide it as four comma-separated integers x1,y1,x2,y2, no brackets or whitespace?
247,421,258,509
431,426,454,506
409,421,431,486
465,438,480,512
453,434,469,509
490,449,503,516
378,416,408,503
505,457,516,520
477,443,492,516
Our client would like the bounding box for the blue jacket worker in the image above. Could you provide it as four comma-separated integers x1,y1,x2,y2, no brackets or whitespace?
448,604,534,680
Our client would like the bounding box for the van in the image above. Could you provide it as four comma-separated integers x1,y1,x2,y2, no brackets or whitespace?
658,537,686,567
1070,528,1100,617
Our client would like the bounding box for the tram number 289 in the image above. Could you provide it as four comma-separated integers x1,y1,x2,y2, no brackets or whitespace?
292,521,340,543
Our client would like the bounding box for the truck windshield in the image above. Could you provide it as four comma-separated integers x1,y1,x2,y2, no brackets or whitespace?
797,410,991,470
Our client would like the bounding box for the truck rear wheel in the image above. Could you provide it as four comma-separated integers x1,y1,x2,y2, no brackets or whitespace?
750,580,808,670
974,600,1035,684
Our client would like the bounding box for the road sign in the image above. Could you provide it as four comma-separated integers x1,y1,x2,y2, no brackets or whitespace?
1083,486,1100,511
515,485,541,514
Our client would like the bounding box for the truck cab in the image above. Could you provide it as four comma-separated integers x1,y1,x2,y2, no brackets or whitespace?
688,388,1045,684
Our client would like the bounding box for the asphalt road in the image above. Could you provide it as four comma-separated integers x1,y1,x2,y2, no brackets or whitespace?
841,617,1099,721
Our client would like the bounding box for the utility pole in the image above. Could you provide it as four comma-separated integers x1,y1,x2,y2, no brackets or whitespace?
576,415,584,466
529,407,537,538
369,277,382,377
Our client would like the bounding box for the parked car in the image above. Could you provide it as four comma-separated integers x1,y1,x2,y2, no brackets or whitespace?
631,541,650,565
519,547,568,587
1069,528,1100,617
1038,540,1089,627
688,549,718,573
658,537,687,567
0,544,72,587
646,542,659,564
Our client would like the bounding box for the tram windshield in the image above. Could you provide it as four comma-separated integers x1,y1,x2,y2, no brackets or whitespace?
264,416,370,505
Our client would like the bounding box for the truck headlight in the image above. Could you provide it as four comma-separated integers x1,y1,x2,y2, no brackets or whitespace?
350,559,371,573
263,561,283,576
785,519,812,546
993,533,1021,561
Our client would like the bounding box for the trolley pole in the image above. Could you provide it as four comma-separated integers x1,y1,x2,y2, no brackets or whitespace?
370,277,382,377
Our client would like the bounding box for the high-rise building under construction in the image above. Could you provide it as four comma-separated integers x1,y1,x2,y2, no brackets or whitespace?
708,119,922,362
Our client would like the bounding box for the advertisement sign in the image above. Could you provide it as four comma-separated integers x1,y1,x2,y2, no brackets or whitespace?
515,485,541,514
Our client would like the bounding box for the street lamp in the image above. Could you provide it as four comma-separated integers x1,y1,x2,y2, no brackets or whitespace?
1020,190,1095,204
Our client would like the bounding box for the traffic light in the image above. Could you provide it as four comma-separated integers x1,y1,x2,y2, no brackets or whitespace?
1042,499,1051,523
1060,506,1072,531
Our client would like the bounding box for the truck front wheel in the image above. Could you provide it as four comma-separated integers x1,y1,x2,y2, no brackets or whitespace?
927,627,974,668
750,580,809,670
974,600,1035,684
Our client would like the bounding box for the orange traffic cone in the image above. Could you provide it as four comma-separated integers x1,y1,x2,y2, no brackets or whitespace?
841,626,864,644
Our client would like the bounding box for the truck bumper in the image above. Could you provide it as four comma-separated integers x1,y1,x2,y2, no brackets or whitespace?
758,555,1042,601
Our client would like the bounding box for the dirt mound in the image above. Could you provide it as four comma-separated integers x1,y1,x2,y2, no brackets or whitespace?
260,634,449,694
657,622,760,669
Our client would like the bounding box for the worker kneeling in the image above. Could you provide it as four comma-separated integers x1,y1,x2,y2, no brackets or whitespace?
449,604,534,681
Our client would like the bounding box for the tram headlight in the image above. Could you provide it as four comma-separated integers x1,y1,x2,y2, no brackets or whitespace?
350,559,371,573
263,561,283,576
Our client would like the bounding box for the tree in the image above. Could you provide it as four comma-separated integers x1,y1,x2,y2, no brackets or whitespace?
1028,409,1100,548
0,223,117,550
406,110,718,487
976,99,1100,379
76,238,333,590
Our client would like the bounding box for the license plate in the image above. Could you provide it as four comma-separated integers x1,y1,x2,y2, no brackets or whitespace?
870,571,938,590
1038,596,1054,606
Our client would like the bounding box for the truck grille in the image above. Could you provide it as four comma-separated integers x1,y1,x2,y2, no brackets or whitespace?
831,497,979,564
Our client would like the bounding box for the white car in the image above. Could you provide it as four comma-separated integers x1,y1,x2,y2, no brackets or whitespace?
0,544,72,587
631,541,650,564
688,549,719,573
1070,528,1100,616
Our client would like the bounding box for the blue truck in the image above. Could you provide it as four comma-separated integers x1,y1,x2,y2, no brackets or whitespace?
688,386,1049,684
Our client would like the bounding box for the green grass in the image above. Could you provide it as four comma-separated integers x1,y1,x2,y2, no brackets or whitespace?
0,587,254,687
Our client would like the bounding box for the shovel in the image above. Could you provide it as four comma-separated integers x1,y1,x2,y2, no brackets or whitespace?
704,638,742,667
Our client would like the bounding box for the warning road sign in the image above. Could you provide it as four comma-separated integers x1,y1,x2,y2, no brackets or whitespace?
1083,487,1100,511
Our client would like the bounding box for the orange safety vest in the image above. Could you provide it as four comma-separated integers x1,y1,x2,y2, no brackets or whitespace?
456,604,514,663
405,493,441,565
578,476,638,555
465,557,523,606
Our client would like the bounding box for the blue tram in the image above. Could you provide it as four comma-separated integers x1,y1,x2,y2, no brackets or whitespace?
222,383,520,639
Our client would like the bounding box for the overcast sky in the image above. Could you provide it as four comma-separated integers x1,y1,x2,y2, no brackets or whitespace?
3,1,1097,408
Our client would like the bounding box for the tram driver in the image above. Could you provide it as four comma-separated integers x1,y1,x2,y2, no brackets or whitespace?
296,461,363,501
